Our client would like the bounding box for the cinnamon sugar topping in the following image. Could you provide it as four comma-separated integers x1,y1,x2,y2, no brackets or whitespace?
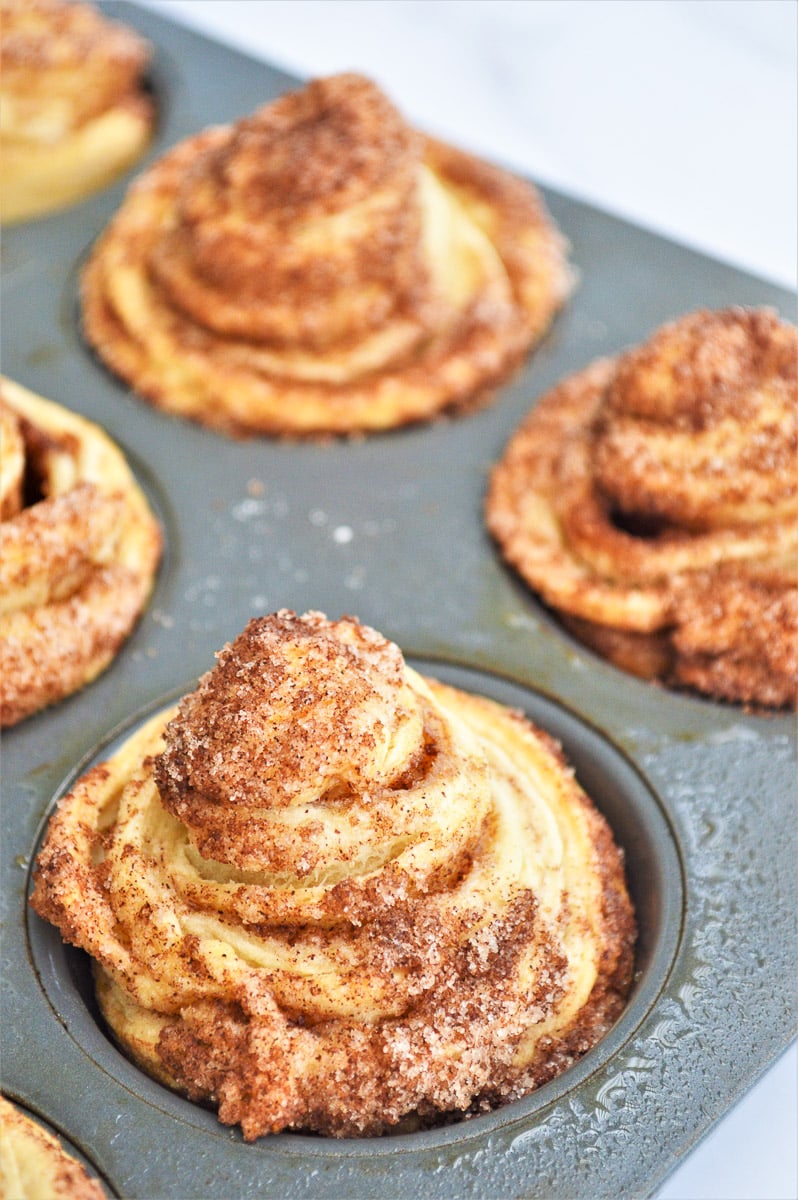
81,73,573,435
0,0,154,223
31,611,634,1137
487,307,798,708
0,378,161,726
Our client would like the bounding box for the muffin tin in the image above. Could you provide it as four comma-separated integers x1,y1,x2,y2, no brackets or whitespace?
1,4,795,1198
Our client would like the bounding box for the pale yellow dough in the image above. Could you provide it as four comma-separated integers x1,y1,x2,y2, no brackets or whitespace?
0,1097,105,1200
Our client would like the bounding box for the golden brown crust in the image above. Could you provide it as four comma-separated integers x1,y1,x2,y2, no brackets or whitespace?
0,378,162,726
0,0,154,224
31,611,634,1139
0,1096,105,1200
486,308,798,709
80,73,573,437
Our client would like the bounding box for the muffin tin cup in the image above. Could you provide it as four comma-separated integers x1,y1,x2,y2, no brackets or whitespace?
23,667,682,1182
2,4,796,1198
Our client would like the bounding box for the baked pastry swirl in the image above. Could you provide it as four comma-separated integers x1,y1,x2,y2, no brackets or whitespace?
0,1096,105,1200
31,611,634,1139
0,0,154,224
487,308,798,709
0,378,162,726
81,73,573,437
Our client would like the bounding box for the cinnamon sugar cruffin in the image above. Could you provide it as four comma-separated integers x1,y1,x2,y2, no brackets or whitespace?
0,0,154,224
487,308,798,709
0,1096,105,1200
0,378,162,726
31,611,635,1139
81,73,573,437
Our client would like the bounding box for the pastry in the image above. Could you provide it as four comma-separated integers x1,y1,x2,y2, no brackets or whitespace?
31,610,635,1139
81,73,573,437
0,378,162,726
486,307,798,709
0,0,153,224
0,1096,105,1200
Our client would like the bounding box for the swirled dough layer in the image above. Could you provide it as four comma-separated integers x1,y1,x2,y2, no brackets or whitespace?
31,611,634,1139
81,73,573,437
487,308,798,709
0,0,154,224
0,378,162,726
0,1097,105,1200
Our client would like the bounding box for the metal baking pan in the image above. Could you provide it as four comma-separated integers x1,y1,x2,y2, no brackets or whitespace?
1,4,795,1198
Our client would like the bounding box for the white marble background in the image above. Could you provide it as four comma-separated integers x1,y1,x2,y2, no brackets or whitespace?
133,3,797,1197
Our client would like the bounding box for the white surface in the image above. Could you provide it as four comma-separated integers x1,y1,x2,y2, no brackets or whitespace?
134,0,797,290
132,2,798,1197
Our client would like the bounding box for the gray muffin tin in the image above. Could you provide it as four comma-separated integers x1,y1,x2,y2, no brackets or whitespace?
1,4,795,1198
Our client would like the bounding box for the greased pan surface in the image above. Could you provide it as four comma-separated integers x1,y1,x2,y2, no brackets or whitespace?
1,4,795,1198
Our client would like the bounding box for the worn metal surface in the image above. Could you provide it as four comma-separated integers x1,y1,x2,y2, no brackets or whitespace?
1,4,795,1198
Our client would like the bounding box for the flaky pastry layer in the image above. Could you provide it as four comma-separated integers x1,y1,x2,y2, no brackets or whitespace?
0,378,162,726
0,1097,104,1200
486,308,798,709
81,73,573,436
32,611,634,1139
0,0,153,223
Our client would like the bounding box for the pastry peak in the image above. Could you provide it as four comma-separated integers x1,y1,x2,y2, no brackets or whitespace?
594,306,798,530
213,73,419,219
605,306,796,426
0,0,149,78
155,611,426,827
